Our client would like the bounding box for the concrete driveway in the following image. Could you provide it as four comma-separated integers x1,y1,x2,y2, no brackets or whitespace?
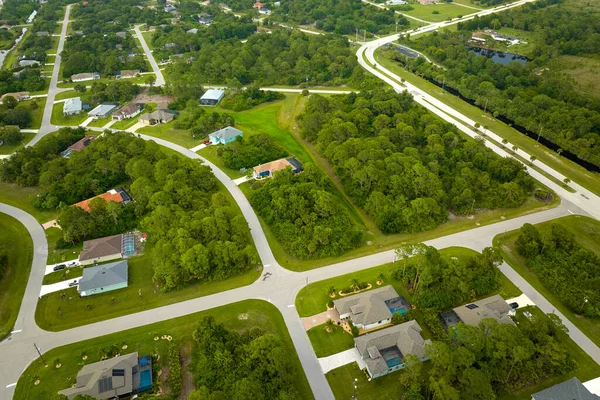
318,348,366,374
301,308,340,331
45,260,79,275
39,278,79,297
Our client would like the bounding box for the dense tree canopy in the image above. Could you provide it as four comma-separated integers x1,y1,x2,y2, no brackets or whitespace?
0,0,38,24
172,100,235,138
0,68,46,95
217,134,288,171
220,86,285,111
297,90,535,234
515,223,600,318
190,316,302,399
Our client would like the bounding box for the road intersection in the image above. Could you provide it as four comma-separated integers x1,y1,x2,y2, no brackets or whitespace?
2,1,600,399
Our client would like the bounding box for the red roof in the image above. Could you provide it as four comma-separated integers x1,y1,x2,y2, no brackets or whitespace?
253,1,265,8
73,190,124,212
68,135,95,151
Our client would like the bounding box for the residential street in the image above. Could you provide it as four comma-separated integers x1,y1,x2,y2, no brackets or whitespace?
133,25,165,87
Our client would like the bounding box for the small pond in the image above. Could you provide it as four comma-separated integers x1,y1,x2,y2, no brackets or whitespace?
466,45,528,65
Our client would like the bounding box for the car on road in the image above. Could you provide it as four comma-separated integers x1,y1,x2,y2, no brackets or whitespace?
509,302,519,309
68,280,79,287
53,264,66,272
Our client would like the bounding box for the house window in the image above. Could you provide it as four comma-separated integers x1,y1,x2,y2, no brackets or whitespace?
112,369,125,377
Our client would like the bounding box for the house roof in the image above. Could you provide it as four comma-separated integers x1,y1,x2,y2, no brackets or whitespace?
78,260,128,292
1,91,29,101
354,321,431,375
79,234,123,262
119,69,139,77
59,352,138,399
89,103,118,117
63,97,83,113
209,126,242,141
334,286,399,327
68,135,96,151
532,378,600,400
114,103,143,117
200,89,224,101
453,294,515,327
254,158,294,175
139,109,176,122
71,72,100,80
74,189,127,212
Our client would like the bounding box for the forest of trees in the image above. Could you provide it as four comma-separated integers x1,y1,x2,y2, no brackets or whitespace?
70,0,167,33
249,163,362,258
515,223,600,318
18,0,63,63
1,130,258,290
217,134,287,170
297,90,535,234
220,86,285,111
188,316,302,399
395,0,600,167
0,94,39,128
0,68,46,95
0,248,7,280
172,100,235,138
0,0,38,24
269,0,408,35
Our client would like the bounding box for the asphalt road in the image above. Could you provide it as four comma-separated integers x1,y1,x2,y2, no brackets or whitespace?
133,25,165,87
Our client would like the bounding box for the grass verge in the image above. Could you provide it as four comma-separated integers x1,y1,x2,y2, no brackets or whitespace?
307,323,355,358
0,182,57,222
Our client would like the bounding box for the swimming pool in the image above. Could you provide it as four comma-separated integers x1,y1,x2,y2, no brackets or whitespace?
139,370,152,391
386,357,402,368
389,307,407,315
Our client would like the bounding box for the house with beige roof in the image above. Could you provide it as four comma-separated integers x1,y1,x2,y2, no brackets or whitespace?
334,286,410,331
354,321,431,379
78,234,124,266
253,157,303,180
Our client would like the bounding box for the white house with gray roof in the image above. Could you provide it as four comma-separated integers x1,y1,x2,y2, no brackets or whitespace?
354,321,431,379
531,377,599,400
63,97,83,116
78,260,128,297
208,126,243,145
334,286,409,331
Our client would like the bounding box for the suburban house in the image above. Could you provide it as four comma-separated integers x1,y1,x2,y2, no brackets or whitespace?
258,7,271,14
36,31,49,36
88,103,119,118
187,28,198,34
71,72,100,82
531,377,599,400
78,260,129,297
116,69,140,79
0,24,12,30
73,188,132,213
334,286,411,331
138,109,176,125
354,321,431,379
417,0,437,4
18,59,40,67
253,1,265,8
208,126,243,145
198,12,213,25
116,31,127,38
200,89,225,105
63,97,83,116
112,103,144,120
1,91,30,102
61,135,96,158
58,352,152,399
386,0,407,4
78,234,123,266
164,3,177,12
253,157,303,179
440,294,515,329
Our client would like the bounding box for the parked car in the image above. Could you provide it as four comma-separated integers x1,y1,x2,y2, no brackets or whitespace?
509,302,519,309
68,280,79,287
203,139,211,145
53,264,66,272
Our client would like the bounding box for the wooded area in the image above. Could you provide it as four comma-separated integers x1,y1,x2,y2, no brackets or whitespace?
217,134,287,170
297,90,535,234
515,223,600,318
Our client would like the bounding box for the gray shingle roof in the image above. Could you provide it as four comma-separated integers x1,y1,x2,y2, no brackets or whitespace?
78,260,128,292
532,377,600,400
208,126,243,142
453,294,515,327
333,286,399,327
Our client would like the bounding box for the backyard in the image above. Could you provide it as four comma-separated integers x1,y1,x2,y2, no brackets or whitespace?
494,215,600,348
0,213,33,339
16,300,314,400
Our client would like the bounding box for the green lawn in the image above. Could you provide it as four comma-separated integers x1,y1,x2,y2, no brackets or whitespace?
400,3,468,22
141,30,154,50
137,119,200,148
57,74,153,88
42,267,82,285
307,323,355,357
50,102,88,126
0,213,33,339
45,227,82,265
0,131,35,155
86,116,112,128
374,47,600,197
0,182,57,222
16,300,314,400
2,28,31,70
295,246,521,317
111,116,139,131
54,90,85,101
494,215,600,348
17,98,46,129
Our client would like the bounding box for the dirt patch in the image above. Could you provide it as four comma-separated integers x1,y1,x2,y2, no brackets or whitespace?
158,364,171,397
179,342,196,400
131,90,174,109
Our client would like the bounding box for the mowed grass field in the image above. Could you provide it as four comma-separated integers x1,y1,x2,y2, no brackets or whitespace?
399,3,470,22
494,215,600,348
0,213,33,339
17,300,315,400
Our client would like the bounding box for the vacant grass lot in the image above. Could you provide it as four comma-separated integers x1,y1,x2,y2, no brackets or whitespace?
400,3,468,22
0,213,33,339
555,55,600,98
17,98,46,129
17,300,314,400
50,102,88,126
86,116,112,128
308,323,356,357
494,215,600,348
111,116,139,130
138,119,200,148
0,131,35,155
0,182,57,222
45,227,82,265
374,47,600,197
54,89,85,101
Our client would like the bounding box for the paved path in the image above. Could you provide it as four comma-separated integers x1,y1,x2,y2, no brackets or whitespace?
318,348,365,374
301,309,341,331
134,25,165,87
79,116,94,127
505,293,535,308
39,278,79,297
44,260,79,275
233,175,250,185
189,143,207,152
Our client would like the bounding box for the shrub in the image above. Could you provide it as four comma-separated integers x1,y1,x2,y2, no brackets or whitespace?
168,343,182,396
349,322,359,337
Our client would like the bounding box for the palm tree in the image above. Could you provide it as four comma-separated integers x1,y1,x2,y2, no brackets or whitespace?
530,155,536,165
325,319,335,333
349,278,360,292
556,148,563,156
563,177,571,187
377,272,384,284
327,285,336,298
512,145,518,153
502,138,508,148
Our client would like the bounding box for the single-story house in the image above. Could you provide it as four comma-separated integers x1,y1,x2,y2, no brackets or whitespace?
253,1,265,8
187,28,198,34
257,26,271,34
112,103,144,120
199,89,225,106
73,188,132,213
253,157,303,179
1,91,30,102
531,377,599,400
440,294,515,329
78,234,124,266
417,0,436,4
116,31,127,38
386,0,407,4
63,97,83,116
116,69,140,79
208,126,243,145
18,59,40,67
138,109,176,125
78,260,128,297
198,12,213,25
58,352,152,399
164,4,177,12
0,24,12,30
36,31,49,36
61,135,96,158
354,321,431,379
334,286,411,331
71,72,100,82
88,103,119,118
258,7,271,14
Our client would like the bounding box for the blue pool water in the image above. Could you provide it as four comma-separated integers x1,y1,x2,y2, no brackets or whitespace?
139,370,152,391
389,307,407,315
386,357,402,368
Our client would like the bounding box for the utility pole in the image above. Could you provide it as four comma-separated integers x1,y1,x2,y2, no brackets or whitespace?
442,77,445,92
396,20,398,33
355,28,358,42
34,343,47,367
470,199,476,216
364,29,366,41
536,126,543,142
484,98,488,114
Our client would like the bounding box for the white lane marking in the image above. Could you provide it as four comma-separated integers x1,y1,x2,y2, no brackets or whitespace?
287,305,295,308
6,383,16,388
11,329,22,333
263,264,271,268
568,209,574,215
